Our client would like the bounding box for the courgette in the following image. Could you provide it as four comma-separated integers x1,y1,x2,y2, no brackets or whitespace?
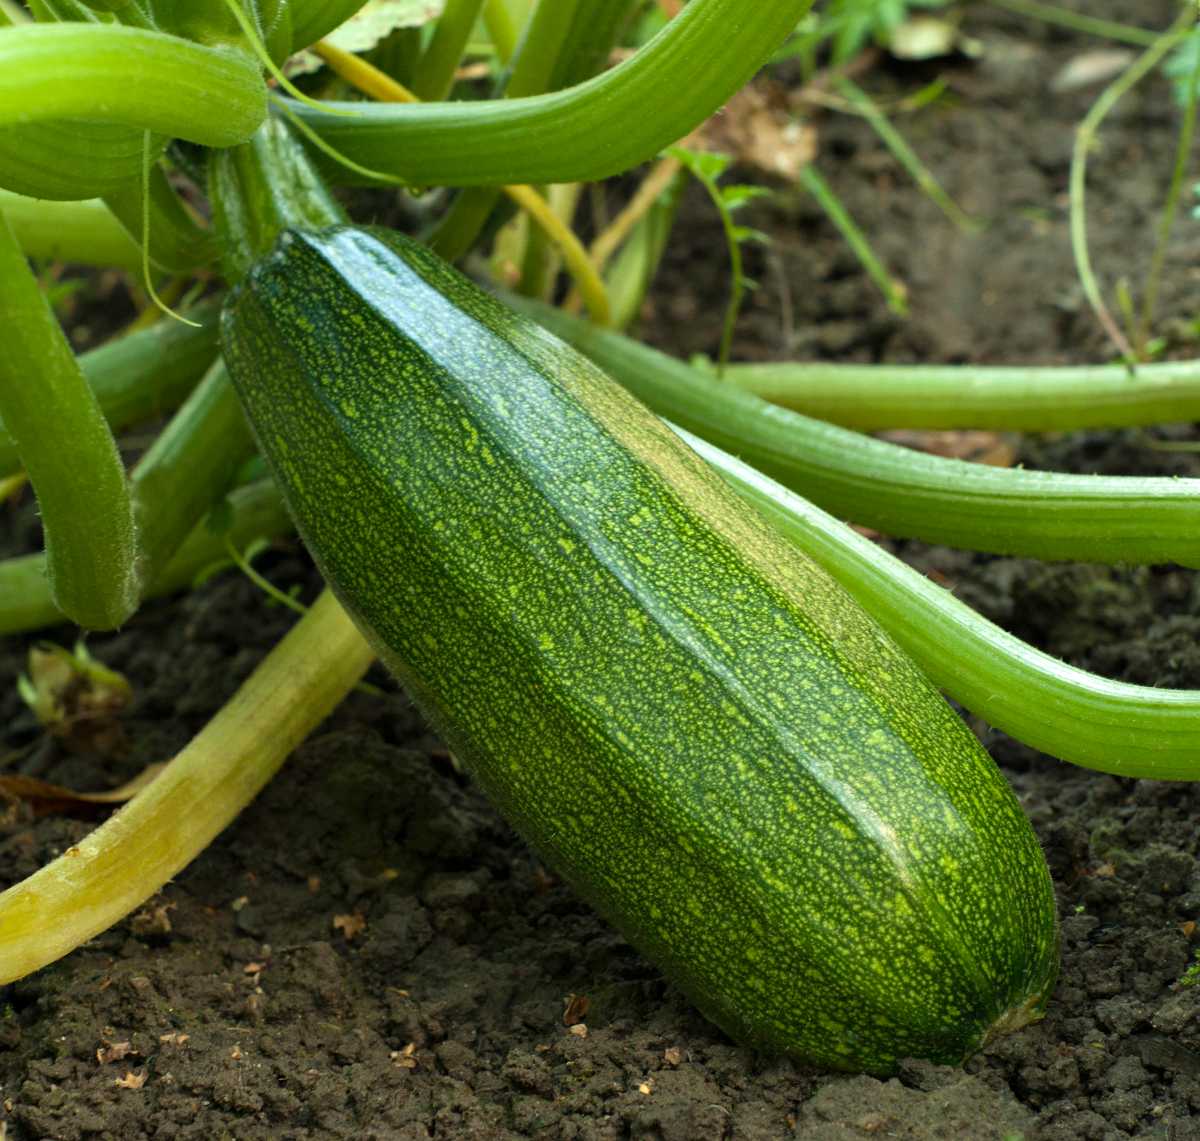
220,226,1059,1073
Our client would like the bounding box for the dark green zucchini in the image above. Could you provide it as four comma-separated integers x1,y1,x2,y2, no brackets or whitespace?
220,225,1058,1073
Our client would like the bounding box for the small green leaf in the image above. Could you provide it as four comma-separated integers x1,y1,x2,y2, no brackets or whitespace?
720,184,772,211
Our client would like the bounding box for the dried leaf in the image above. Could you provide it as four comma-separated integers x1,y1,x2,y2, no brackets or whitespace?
0,764,165,818
1051,50,1135,94
663,1046,683,1066
96,1041,135,1065
114,1070,146,1090
332,911,367,940
877,430,1017,467
698,82,817,182
562,994,590,1026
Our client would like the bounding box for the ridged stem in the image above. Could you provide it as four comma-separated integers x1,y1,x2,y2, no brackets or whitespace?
723,357,1200,431
0,23,266,146
521,299,1200,567
686,430,1200,780
287,0,814,186
0,589,374,985
103,161,217,273
0,211,138,629
0,190,140,270
0,479,292,635
131,360,258,590
482,0,517,63
411,0,487,101
0,297,219,475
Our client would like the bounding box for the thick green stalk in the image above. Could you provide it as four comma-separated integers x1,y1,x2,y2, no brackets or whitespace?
103,161,217,273
686,430,1200,780
0,211,138,629
411,0,487,101
209,118,345,283
522,300,1200,567
288,0,813,186
482,0,516,63
0,23,266,146
0,120,163,201
0,479,292,634
0,589,374,985
131,360,257,589
0,297,220,474
546,0,640,92
427,0,583,260
723,358,1200,431
0,189,141,269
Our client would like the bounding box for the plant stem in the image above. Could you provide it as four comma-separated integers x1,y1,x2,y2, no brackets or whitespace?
483,0,517,63
0,296,219,476
0,190,141,270
0,23,265,146
313,38,421,101
1136,19,1200,354
521,298,1200,567
287,0,815,186
990,0,1160,47
722,357,1200,431
314,38,611,323
1069,10,1193,362
103,159,217,273
0,479,294,635
411,0,487,100
132,360,258,590
565,154,682,313
0,210,138,629
0,120,165,202
799,163,908,315
0,589,374,985
687,429,1200,780
836,78,978,234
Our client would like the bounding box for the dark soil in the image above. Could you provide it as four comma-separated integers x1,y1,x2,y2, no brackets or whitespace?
3,3,1200,1137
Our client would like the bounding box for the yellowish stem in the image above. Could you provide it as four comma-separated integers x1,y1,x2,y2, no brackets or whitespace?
124,275,188,336
312,40,420,103
314,37,612,325
565,154,682,314
0,590,374,984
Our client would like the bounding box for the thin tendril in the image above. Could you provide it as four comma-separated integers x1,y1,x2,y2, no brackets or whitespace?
220,0,361,117
140,132,201,329
271,95,411,185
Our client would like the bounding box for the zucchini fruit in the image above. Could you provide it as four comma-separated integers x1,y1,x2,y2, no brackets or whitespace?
220,226,1059,1073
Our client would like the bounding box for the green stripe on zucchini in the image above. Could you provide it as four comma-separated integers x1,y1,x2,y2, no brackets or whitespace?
220,226,1058,1073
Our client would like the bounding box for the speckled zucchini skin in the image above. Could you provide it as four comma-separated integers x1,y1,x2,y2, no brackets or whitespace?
220,226,1059,1073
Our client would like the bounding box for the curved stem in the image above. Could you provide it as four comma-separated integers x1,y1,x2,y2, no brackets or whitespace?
0,479,293,635
0,589,374,985
132,360,258,589
0,23,266,147
412,0,487,101
314,38,611,322
687,429,1200,780
0,297,219,475
103,160,217,273
0,190,141,270
286,0,814,186
722,357,1200,431
521,298,1200,567
0,211,138,629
